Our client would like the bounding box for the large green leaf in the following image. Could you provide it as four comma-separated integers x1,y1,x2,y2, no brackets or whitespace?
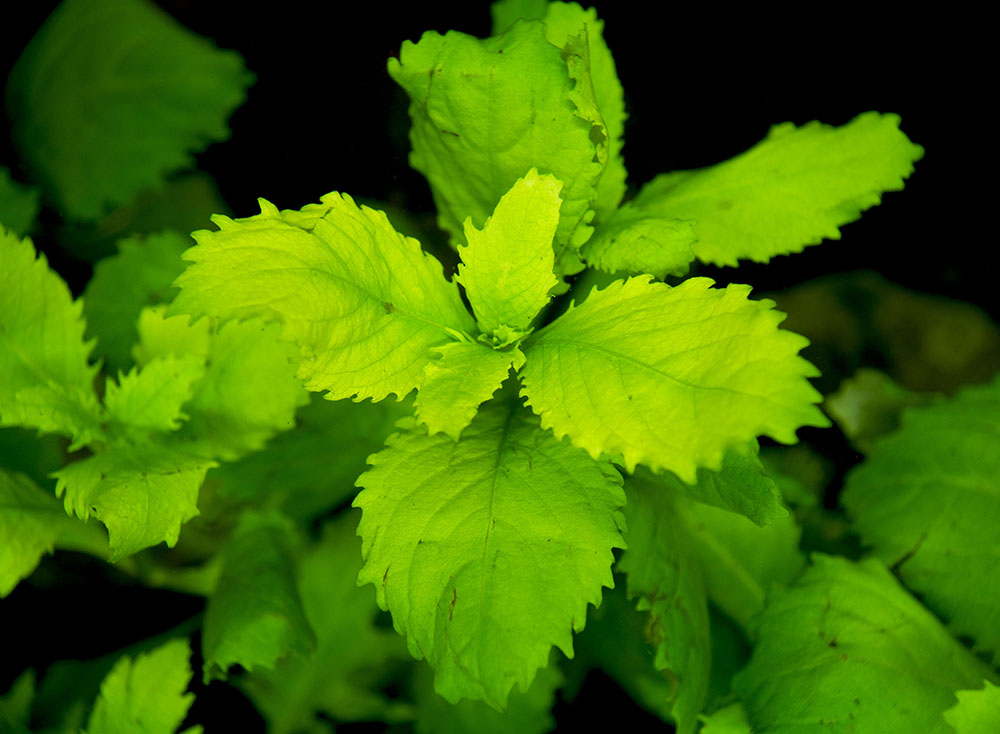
521,275,828,482
733,555,991,734
388,20,608,275
456,169,561,338
618,474,710,734
0,469,76,598
490,1,627,219
616,112,923,269
6,0,252,220
354,396,625,708
842,376,1000,663
171,195,473,402
86,639,199,734
0,229,101,448
54,446,214,561
83,230,190,373
202,511,315,681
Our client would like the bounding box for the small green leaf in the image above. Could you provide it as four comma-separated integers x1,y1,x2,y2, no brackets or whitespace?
203,511,315,681
6,0,253,219
0,167,40,237
86,639,198,734
83,231,190,373
700,702,753,734
521,276,828,482
0,469,77,598
0,228,101,447
171,195,473,402
457,169,561,337
416,342,525,440
354,396,625,708
388,20,607,274
54,446,214,561
944,681,1000,734
104,354,205,437
733,555,991,734
618,474,710,734
0,669,35,734
580,203,697,278
625,112,923,268
843,375,1000,663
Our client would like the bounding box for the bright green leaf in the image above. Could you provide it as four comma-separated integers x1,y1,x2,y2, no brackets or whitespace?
83,231,190,373
86,639,198,734
521,275,828,482
625,112,923,268
104,354,205,437
733,555,991,734
6,0,253,219
171,195,473,402
0,469,77,598
618,474,710,734
241,512,412,732
354,397,626,708
457,169,561,336
416,342,525,440
842,376,1000,663
54,446,214,561
491,1,628,219
388,20,607,274
700,702,753,734
580,203,698,278
0,228,101,447
944,681,1000,734
0,167,40,237
203,511,315,681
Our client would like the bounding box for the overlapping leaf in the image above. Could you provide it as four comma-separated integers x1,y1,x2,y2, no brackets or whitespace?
521,275,828,482
0,228,101,447
203,511,315,681
594,112,923,271
6,0,253,219
734,555,991,733
103,353,205,436
944,681,1000,734
842,375,1000,662
388,20,608,274
86,639,200,734
354,397,625,708
171,195,473,402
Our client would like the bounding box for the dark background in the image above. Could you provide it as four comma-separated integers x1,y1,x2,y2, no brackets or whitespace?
0,2,988,732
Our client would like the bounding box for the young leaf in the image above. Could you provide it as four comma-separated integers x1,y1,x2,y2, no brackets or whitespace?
134,308,309,461
171,195,473,402
202,511,316,681
521,275,828,482
842,375,1000,663
491,1,627,219
0,228,101,448
618,112,924,268
6,0,253,220
580,203,698,279
0,469,77,598
944,681,1000,734
85,639,198,734
618,474,710,734
83,231,190,373
0,167,40,237
457,169,561,338
54,446,215,561
700,702,753,734
354,397,626,708
240,512,412,731
416,342,525,440
733,555,991,734
103,353,205,437
388,20,608,271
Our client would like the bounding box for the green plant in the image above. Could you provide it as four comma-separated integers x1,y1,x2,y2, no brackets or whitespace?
2,1,998,732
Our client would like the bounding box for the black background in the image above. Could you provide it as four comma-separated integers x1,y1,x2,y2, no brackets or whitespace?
0,2,989,732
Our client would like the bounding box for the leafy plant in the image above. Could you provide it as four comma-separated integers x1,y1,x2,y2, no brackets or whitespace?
2,0,997,732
